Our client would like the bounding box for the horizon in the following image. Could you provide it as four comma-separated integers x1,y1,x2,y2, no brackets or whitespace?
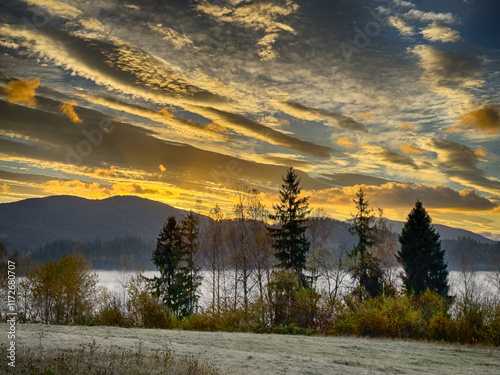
2,193,497,241
0,1,499,240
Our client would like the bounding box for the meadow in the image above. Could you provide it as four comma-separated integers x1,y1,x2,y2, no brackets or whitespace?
2,323,499,375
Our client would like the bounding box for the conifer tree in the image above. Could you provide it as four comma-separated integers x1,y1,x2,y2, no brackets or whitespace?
349,188,384,299
269,167,311,284
180,211,202,315
398,200,449,298
152,216,197,318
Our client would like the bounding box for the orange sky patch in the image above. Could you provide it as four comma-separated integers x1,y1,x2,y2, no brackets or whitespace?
58,100,82,123
4,78,40,106
336,137,355,148
399,144,423,154
399,122,415,130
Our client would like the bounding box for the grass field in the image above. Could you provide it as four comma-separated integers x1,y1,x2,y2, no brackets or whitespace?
2,323,500,374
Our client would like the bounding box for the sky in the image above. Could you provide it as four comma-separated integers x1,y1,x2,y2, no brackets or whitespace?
0,0,499,239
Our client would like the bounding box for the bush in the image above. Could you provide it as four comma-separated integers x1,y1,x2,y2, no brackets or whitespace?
332,294,427,339
96,298,129,327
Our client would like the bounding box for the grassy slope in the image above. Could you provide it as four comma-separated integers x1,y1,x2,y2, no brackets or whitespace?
5,324,500,375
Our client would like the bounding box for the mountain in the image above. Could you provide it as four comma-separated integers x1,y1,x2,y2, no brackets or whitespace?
0,195,187,254
0,195,498,270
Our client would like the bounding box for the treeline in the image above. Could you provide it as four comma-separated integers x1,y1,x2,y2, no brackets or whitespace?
443,237,500,271
2,167,500,346
31,237,156,270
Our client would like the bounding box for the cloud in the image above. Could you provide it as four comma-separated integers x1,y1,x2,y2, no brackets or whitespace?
148,23,199,51
400,144,423,154
319,173,392,188
420,23,462,43
336,137,355,149
399,122,415,130
399,9,458,24
410,45,483,115
43,179,164,199
58,100,82,123
243,153,313,170
23,0,82,19
361,145,419,170
451,104,500,134
4,78,40,106
389,16,415,36
309,183,497,211
410,45,482,88
429,138,500,195
194,0,299,60
275,101,366,131
189,105,334,158
159,164,166,172
359,112,374,121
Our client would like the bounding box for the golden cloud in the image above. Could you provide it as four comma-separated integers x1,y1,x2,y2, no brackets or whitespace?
4,78,40,106
336,137,355,148
359,112,374,121
58,100,82,123
399,122,415,130
309,183,497,211
453,105,500,134
475,147,487,159
159,164,166,172
400,144,423,154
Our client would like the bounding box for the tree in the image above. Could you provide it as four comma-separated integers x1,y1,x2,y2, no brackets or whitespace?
349,188,384,299
152,216,196,318
269,167,311,285
26,252,101,324
180,211,202,315
398,200,449,298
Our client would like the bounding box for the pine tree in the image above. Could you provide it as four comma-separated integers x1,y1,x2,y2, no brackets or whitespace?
269,167,311,285
398,200,449,298
152,216,196,318
349,188,384,299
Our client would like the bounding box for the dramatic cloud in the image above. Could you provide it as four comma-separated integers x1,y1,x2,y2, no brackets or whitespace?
411,45,482,88
194,0,299,60
309,183,497,211
4,78,40,106
420,23,462,43
429,139,500,195
23,0,82,19
451,105,500,134
148,23,199,51
58,100,82,124
275,102,366,131
189,105,334,158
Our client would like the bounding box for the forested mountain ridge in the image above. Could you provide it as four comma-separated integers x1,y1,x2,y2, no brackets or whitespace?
0,195,498,270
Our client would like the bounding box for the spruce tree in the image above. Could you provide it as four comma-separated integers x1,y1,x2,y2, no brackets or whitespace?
269,167,311,284
180,211,202,315
349,188,384,299
398,200,449,298
152,216,195,318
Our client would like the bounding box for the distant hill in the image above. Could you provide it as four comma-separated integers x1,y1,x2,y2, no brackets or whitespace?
0,195,187,254
0,195,498,270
